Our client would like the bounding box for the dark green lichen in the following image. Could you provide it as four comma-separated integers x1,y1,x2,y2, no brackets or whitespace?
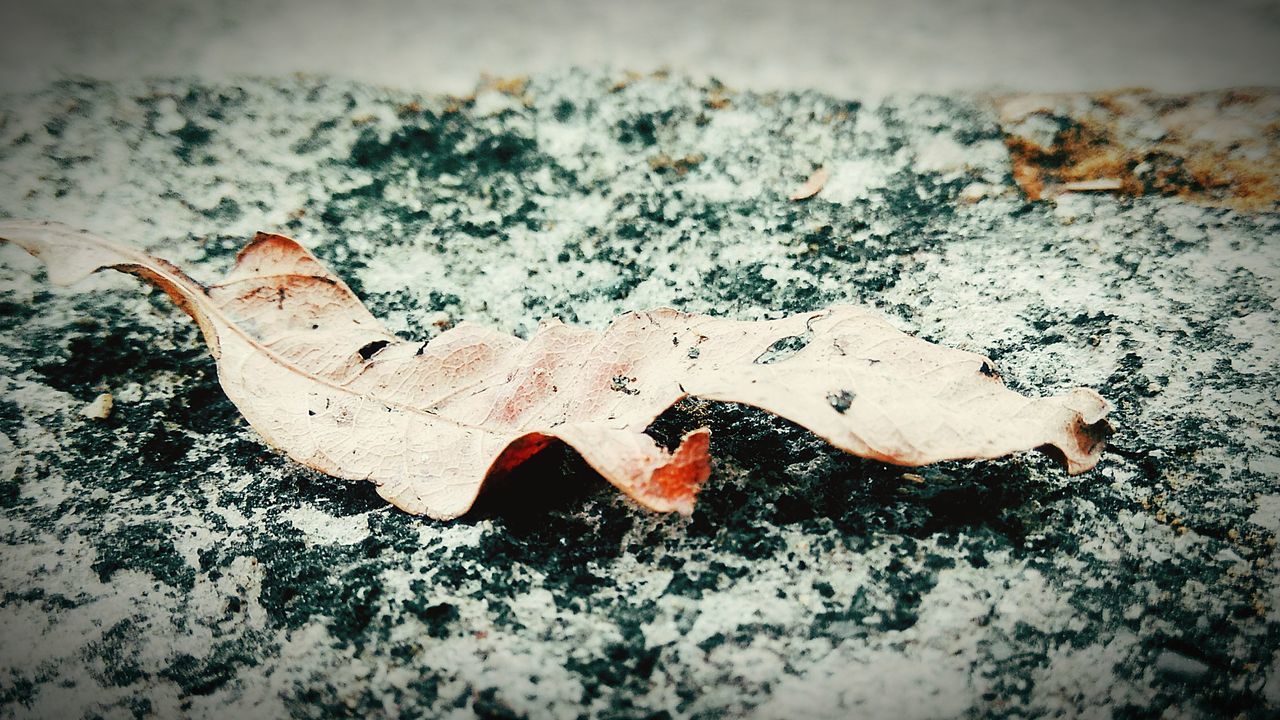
91,522,195,591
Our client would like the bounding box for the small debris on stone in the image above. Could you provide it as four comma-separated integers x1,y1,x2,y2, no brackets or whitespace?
1060,178,1124,193
1154,650,1213,682
79,392,113,420
959,182,995,203
789,166,830,201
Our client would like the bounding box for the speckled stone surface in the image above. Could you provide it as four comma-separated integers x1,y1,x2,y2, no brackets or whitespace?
0,72,1277,719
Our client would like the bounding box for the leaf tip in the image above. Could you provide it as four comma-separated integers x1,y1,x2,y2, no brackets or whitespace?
1048,388,1115,475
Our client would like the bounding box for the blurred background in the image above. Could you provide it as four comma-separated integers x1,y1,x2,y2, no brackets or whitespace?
3,0,1279,97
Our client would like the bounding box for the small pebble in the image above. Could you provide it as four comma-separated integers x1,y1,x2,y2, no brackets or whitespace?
1154,650,1211,682
80,392,113,420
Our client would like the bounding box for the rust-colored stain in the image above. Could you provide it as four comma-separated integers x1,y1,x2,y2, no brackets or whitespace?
478,73,530,98
994,89,1280,211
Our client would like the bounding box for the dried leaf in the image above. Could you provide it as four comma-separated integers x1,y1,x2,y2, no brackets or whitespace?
789,166,830,201
0,221,1112,520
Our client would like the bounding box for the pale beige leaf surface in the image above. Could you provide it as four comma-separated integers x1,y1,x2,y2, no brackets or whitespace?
0,221,1112,520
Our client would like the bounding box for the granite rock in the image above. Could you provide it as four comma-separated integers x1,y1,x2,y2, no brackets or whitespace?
0,71,1277,719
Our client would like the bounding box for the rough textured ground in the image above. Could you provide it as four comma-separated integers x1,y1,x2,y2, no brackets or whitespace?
0,72,1277,719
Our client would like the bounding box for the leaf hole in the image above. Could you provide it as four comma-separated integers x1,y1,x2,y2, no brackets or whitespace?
357,340,390,360
754,334,810,364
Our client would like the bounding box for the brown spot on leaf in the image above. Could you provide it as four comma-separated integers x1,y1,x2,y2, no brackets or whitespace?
789,166,830,201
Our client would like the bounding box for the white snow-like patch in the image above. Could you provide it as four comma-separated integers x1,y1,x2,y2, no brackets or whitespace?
281,505,374,546
1250,493,1280,533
